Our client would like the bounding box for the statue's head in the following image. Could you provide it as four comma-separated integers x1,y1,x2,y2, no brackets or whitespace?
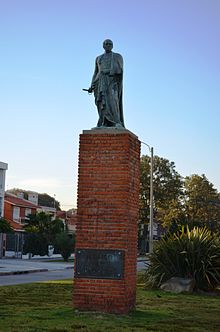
103,39,113,53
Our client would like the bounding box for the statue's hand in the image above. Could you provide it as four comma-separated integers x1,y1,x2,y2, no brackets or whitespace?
88,87,93,93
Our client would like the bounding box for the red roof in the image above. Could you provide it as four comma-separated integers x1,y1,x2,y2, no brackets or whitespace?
4,193,39,209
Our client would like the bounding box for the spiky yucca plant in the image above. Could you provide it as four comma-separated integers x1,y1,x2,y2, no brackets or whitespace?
145,226,220,291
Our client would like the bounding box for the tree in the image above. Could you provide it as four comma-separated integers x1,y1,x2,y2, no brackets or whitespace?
140,155,183,229
23,233,48,256
23,212,64,256
184,174,220,232
24,212,64,243
0,218,13,233
55,232,75,261
38,193,61,210
7,188,28,199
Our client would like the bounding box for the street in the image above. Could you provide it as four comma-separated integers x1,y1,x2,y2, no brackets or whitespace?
0,268,74,286
0,260,147,286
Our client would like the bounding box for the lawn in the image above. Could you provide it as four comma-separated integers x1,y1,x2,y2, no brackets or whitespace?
0,275,220,332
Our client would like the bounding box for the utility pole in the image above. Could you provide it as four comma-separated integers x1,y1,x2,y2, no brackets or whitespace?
149,146,154,253
141,142,154,253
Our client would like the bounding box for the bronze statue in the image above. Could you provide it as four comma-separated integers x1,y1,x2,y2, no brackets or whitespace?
84,39,125,128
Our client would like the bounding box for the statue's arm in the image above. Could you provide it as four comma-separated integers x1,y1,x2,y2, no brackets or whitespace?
119,54,123,71
89,57,99,92
117,54,123,75
110,53,123,79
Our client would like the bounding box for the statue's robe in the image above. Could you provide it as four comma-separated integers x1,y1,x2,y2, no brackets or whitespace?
91,52,124,127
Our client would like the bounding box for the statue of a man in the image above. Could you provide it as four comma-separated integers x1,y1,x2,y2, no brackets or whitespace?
87,39,125,128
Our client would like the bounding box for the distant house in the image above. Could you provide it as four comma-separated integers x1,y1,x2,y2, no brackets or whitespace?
4,193,39,232
38,205,56,217
5,190,57,218
27,191,57,217
56,209,77,233
0,162,8,218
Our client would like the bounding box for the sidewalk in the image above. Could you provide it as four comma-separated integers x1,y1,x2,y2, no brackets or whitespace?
0,255,74,276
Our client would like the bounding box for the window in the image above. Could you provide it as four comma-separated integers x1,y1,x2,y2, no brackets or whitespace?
0,171,3,189
0,197,2,217
25,208,31,217
13,207,20,221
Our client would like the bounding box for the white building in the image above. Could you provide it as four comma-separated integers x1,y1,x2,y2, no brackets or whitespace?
27,191,56,216
0,162,8,218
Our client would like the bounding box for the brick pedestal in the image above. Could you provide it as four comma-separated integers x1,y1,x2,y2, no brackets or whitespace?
73,128,140,314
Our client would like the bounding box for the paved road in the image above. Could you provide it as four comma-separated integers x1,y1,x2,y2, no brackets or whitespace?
0,259,147,286
0,257,73,274
0,269,74,286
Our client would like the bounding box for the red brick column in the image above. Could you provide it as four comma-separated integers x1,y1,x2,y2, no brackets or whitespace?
73,129,140,314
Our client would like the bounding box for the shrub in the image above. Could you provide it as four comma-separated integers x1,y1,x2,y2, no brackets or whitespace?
145,226,220,291
23,233,48,256
0,218,13,233
55,232,75,261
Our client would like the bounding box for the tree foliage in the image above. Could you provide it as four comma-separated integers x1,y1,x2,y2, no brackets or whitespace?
23,212,64,256
0,218,13,233
38,193,60,210
55,232,75,261
23,233,48,256
184,174,220,231
7,188,28,200
140,155,220,234
24,212,64,243
140,155,183,228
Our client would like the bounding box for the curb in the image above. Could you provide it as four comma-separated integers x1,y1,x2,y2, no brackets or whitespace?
0,266,74,276
0,268,48,276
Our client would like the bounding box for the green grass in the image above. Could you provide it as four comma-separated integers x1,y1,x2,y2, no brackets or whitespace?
0,275,220,331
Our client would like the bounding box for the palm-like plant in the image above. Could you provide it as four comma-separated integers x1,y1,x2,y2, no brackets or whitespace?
146,226,220,291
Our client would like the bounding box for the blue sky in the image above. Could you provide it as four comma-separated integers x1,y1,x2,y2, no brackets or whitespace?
1,0,220,209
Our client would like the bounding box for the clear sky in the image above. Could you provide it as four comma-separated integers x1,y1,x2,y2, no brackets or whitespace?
1,0,220,210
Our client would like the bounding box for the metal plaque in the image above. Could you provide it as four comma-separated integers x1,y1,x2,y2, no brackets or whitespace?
75,249,124,279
